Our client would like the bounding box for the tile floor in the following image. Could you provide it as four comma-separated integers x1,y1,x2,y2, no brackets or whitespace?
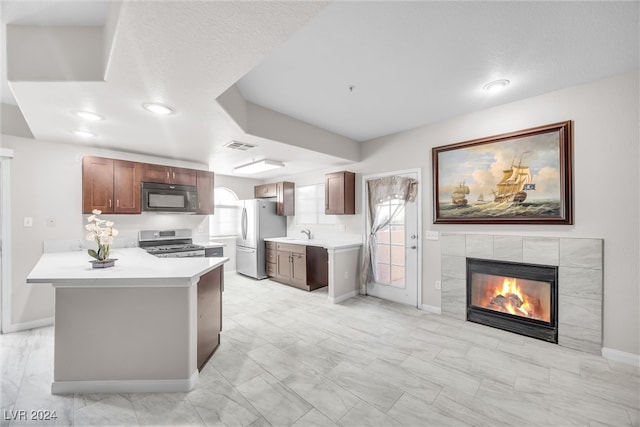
1,273,639,426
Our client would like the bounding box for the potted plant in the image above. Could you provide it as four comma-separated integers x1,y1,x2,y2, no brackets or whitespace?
85,209,119,268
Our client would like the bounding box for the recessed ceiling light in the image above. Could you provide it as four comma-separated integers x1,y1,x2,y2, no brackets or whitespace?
74,110,103,121
71,129,96,138
483,79,510,93
142,102,174,115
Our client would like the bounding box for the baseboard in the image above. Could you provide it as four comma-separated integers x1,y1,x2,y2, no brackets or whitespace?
52,370,199,394
329,291,357,304
420,304,442,314
602,347,640,367
2,317,54,334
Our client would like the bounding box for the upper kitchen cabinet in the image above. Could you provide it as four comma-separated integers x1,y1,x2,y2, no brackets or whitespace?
325,171,355,215
254,181,295,216
196,170,215,215
142,163,197,186
276,182,295,216
254,183,277,198
82,156,141,214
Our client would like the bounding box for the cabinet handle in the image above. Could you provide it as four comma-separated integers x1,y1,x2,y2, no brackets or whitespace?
173,171,176,180
109,199,112,208
117,200,120,208
166,171,170,179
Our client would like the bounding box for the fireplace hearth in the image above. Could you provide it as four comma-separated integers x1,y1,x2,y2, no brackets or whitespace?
466,258,558,343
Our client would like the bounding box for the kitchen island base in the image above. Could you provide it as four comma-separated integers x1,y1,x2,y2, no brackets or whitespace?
26,248,226,395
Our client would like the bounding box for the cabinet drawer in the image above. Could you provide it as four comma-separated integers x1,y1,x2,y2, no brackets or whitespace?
266,241,277,250
266,262,276,277
266,249,276,264
276,243,306,254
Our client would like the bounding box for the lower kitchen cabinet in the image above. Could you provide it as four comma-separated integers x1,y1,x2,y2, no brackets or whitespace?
197,265,223,371
268,242,327,291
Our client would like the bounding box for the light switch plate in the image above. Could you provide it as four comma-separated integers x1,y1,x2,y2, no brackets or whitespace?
426,231,439,240
23,217,33,227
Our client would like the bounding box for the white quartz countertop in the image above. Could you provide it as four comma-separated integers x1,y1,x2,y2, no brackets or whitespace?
26,248,228,288
264,237,362,250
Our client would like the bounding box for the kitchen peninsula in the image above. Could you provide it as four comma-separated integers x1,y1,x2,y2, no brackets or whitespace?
26,248,228,395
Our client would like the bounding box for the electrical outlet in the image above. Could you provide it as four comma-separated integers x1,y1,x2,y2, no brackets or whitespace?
426,231,439,240
435,280,441,290
47,217,56,227
197,224,204,233
23,217,33,227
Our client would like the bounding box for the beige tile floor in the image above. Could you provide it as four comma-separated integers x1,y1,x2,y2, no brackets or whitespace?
1,273,639,426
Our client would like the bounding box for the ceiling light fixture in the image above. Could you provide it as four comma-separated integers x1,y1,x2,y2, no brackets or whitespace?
233,159,284,174
74,110,104,121
142,102,174,115
483,79,511,93
72,129,96,138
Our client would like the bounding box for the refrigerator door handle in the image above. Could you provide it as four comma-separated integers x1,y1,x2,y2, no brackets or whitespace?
237,247,255,253
241,207,248,240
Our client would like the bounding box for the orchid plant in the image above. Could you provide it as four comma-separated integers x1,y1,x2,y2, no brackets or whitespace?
85,209,119,261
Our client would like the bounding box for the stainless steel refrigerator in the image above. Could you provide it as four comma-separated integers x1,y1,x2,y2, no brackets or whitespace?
236,199,286,279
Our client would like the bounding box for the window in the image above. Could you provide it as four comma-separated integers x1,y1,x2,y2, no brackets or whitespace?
209,187,240,237
295,184,336,225
375,199,405,288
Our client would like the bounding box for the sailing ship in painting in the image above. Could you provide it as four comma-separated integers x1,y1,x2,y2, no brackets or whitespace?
491,152,536,203
442,150,561,218
451,181,470,206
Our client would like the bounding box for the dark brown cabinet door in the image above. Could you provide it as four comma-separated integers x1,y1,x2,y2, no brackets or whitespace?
142,163,170,184
325,171,355,215
254,183,277,198
196,170,215,214
142,163,197,186
170,167,197,186
276,182,295,216
276,251,292,281
113,160,141,214
306,246,328,290
290,253,307,288
82,156,114,214
197,265,223,371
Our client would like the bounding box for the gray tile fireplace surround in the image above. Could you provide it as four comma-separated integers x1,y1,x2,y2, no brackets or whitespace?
441,233,603,355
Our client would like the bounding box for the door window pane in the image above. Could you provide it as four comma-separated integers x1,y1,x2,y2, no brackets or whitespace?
374,202,406,289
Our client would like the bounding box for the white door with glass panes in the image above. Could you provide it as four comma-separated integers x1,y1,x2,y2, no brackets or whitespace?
365,171,419,306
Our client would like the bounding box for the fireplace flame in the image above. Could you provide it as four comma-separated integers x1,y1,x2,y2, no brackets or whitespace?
491,277,530,316
472,272,550,322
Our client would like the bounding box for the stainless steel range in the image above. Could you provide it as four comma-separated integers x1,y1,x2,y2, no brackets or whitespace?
138,229,205,258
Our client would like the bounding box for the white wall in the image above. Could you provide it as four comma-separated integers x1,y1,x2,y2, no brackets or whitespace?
0,135,212,328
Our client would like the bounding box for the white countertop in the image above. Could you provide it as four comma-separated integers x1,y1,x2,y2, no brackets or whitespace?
26,248,228,288
264,237,362,250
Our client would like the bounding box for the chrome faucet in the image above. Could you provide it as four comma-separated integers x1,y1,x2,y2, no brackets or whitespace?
300,229,312,239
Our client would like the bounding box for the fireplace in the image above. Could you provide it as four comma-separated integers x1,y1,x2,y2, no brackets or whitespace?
466,258,558,343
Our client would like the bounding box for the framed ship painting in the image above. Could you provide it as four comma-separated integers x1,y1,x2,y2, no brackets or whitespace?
432,121,573,224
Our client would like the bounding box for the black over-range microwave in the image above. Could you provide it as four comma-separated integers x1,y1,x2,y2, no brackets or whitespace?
141,182,198,213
